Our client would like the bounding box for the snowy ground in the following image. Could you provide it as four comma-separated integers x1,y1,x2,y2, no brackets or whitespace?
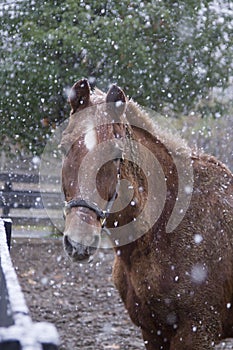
10,237,233,350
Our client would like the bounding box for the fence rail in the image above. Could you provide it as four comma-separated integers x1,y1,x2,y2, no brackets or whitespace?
0,173,62,227
0,219,60,349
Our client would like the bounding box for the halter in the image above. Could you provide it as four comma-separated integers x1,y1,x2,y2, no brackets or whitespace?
63,158,122,228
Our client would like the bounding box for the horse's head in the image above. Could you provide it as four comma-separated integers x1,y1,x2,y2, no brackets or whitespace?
61,79,127,262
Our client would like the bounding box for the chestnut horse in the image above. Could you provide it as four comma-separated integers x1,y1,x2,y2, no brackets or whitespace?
61,78,233,350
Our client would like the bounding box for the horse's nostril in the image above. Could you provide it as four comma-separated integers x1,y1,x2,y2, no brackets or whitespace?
63,234,98,262
64,235,68,245
64,235,73,255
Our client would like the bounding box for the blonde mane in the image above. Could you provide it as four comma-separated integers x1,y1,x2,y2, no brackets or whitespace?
125,99,191,158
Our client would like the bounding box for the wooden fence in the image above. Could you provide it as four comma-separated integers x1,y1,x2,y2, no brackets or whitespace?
0,173,62,229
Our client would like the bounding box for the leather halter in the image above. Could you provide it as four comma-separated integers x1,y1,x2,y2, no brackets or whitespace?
63,159,122,228
64,198,106,219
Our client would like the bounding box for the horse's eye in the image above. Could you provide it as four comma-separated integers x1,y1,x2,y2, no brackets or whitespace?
63,206,71,219
63,208,66,220
113,158,122,164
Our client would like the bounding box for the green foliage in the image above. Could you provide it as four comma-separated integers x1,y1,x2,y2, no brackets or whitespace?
0,0,233,154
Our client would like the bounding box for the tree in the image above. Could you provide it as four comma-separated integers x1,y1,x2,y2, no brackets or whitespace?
1,0,232,154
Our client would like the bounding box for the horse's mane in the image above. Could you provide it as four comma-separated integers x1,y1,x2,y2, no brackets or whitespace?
90,87,190,156
125,99,191,158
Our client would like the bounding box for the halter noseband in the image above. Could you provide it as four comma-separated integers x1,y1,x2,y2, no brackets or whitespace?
64,198,107,226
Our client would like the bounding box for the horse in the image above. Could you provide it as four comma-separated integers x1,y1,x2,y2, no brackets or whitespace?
60,78,233,350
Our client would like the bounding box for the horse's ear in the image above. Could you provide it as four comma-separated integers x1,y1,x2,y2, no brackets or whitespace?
106,84,126,116
69,78,90,114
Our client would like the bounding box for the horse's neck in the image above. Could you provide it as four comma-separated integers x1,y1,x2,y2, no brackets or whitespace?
124,124,179,213
109,125,179,258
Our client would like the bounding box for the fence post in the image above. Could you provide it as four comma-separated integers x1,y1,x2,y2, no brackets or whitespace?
3,219,12,250
2,179,11,217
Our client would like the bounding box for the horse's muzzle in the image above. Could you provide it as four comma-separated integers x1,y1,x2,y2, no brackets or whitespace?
63,235,99,262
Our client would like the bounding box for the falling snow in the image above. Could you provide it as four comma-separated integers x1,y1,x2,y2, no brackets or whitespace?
191,264,208,284
1,1,233,349
194,234,203,244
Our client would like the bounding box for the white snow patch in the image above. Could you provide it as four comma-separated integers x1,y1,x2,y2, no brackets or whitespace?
194,234,203,244
115,100,123,108
184,185,193,194
192,326,197,332
32,155,40,165
84,126,97,151
191,263,208,284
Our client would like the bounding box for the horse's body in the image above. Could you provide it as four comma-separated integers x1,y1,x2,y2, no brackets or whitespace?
61,79,233,349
